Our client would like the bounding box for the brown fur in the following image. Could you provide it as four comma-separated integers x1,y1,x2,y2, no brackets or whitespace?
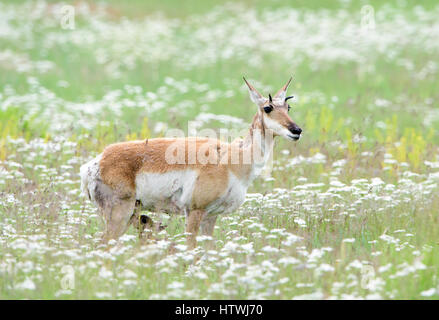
99,132,264,209
99,138,229,204
267,107,294,129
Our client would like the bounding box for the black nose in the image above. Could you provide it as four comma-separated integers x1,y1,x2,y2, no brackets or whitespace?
291,127,302,135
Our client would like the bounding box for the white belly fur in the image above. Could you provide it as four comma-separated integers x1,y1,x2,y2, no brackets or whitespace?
135,170,247,215
135,170,197,213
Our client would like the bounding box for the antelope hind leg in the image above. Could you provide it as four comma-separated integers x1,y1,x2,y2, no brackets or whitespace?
185,209,206,250
102,197,136,243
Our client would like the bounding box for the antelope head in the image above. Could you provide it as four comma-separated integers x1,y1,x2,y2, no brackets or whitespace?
243,77,302,141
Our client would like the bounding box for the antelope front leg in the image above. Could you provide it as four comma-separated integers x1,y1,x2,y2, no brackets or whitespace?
200,214,218,249
185,209,206,249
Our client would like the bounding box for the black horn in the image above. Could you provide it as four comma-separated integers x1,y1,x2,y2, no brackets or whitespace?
285,95,294,102
269,93,273,102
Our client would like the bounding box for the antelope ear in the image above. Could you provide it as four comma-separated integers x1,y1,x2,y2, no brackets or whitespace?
274,77,292,101
243,77,267,106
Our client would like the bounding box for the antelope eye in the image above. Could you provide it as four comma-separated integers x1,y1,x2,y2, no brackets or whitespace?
288,105,291,111
264,105,273,113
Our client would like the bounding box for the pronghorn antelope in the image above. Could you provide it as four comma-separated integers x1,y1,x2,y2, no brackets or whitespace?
80,77,302,249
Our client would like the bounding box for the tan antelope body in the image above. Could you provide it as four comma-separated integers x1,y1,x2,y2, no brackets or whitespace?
80,78,302,248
